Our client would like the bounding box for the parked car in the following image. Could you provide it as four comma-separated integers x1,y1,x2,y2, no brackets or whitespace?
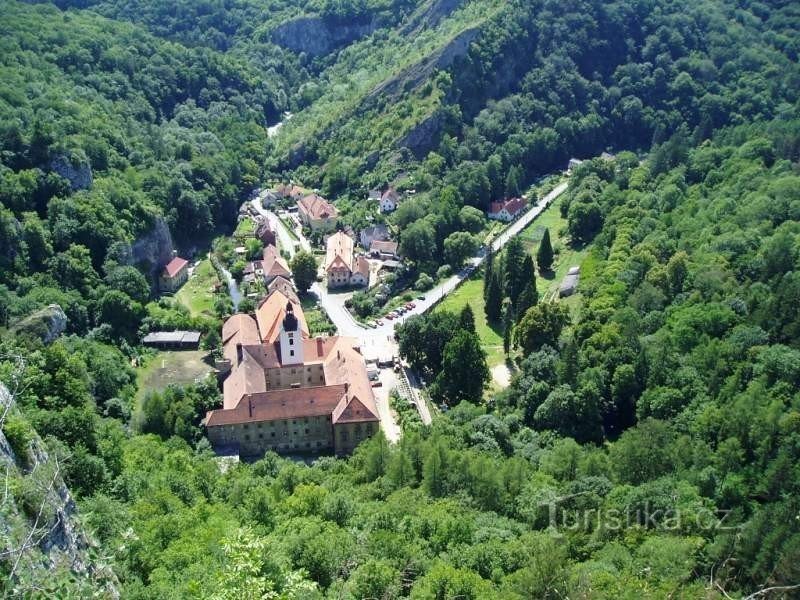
406,302,416,309
385,314,395,320
367,321,376,328
371,381,383,388
417,295,425,301
376,319,384,326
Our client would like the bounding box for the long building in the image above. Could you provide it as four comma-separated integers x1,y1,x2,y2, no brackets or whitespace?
204,289,379,457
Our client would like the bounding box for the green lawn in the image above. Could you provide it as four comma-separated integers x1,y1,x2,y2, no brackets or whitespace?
436,277,506,369
234,217,255,237
135,350,214,403
518,195,589,302
300,295,336,336
175,258,220,317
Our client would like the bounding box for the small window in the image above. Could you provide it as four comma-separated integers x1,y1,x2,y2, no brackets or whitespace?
290,350,294,357
271,432,276,438
305,428,309,434
289,338,294,346
245,434,250,441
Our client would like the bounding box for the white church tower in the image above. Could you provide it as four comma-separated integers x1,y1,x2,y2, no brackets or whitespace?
279,301,303,365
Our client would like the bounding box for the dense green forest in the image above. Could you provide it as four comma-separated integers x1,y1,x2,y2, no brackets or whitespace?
1,0,800,596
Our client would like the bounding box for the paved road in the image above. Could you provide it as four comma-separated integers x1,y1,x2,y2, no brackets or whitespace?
316,180,569,346
252,180,568,430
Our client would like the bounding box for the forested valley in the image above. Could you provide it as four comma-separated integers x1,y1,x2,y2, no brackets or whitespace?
1,0,799,597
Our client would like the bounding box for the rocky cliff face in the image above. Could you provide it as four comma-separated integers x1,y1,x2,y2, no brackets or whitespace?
9,304,67,344
50,151,92,191
131,216,175,279
271,16,378,57
0,384,119,596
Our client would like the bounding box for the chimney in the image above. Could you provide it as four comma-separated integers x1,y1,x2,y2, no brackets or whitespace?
236,343,243,365
317,338,324,356
344,382,349,394
248,396,253,417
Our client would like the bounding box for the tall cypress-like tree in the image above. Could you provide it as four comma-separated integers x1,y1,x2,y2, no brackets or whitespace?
483,250,494,300
485,271,503,323
537,228,554,272
502,299,513,355
503,237,526,303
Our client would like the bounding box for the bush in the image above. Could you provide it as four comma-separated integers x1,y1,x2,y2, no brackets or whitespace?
2,414,33,464
415,273,434,291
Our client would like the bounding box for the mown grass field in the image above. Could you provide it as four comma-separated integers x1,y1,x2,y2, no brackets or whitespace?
175,258,220,318
134,350,213,403
436,277,506,369
518,194,589,302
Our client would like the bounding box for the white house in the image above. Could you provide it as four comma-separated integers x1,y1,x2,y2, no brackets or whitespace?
380,188,400,213
488,197,527,222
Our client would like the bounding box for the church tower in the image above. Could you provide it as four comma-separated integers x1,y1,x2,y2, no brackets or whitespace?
279,301,303,365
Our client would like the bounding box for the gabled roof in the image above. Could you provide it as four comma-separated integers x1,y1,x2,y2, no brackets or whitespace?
267,276,298,303
275,184,305,198
333,395,380,424
222,314,261,364
262,245,291,279
355,256,370,279
381,188,399,203
207,384,347,427
298,193,338,220
489,197,526,215
369,240,398,255
255,290,309,343
325,231,355,273
163,257,188,278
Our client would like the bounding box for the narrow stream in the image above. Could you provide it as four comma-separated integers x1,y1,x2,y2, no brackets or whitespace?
220,266,242,311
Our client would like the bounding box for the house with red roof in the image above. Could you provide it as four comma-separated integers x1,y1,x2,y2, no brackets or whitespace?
488,197,527,222
159,256,189,293
297,193,338,232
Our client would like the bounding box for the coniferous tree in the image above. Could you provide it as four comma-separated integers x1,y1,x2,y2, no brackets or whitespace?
537,228,554,272
483,250,494,300
503,237,526,303
459,304,476,333
502,299,514,355
485,272,503,323
505,165,523,198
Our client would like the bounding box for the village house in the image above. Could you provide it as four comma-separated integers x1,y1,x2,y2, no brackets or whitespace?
367,189,382,202
255,218,276,247
488,197,527,222
369,240,399,260
267,275,299,304
567,158,584,173
325,231,369,288
297,193,338,232
379,188,400,213
243,245,291,286
205,291,379,457
159,256,189,293
359,224,391,250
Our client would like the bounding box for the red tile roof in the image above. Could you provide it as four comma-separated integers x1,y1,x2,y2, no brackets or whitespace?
489,197,527,216
206,384,347,426
163,257,188,278
298,194,338,220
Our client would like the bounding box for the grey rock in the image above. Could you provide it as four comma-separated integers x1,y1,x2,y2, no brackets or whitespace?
131,217,175,278
272,16,377,57
10,304,67,344
50,151,92,191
